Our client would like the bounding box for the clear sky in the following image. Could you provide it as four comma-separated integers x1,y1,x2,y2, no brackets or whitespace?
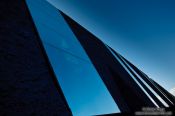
47,0,175,94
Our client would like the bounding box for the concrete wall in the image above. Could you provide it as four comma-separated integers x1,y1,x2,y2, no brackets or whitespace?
0,0,71,115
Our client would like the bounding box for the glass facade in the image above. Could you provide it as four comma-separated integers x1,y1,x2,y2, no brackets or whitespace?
26,0,120,115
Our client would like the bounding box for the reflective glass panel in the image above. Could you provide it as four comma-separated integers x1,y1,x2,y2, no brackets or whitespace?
26,0,120,115
44,44,120,115
26,0,88,60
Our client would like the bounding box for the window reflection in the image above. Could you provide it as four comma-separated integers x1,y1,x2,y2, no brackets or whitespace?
44,44,119,115
26,0,88,61
26,0,120,115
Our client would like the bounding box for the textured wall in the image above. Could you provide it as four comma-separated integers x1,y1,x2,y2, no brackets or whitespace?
0,0,71,115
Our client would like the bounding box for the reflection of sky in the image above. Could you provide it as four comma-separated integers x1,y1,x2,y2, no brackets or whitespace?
26,0,120,115
170,87,175,96
47,0,175,92
44,45,119,115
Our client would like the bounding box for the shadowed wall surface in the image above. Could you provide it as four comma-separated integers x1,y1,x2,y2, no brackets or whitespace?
0,0,71,115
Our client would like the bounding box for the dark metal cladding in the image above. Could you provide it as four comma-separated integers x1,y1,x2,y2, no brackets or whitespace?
60,11,157,112
108,47,165,107
119,53,175,107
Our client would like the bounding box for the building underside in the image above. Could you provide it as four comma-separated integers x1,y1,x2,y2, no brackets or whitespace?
0,0,175,115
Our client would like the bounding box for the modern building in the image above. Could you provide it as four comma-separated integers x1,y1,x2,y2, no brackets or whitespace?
0,0,175,115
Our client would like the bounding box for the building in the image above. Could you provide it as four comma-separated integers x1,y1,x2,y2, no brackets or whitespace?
0,0,175,115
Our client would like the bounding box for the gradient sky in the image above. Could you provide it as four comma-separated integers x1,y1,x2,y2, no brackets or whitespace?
47,0,175,93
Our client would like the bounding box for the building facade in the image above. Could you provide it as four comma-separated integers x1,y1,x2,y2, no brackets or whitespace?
0,0,175,115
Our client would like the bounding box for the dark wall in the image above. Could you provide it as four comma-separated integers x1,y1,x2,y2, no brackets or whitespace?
0,0,71,115
60,11,156,112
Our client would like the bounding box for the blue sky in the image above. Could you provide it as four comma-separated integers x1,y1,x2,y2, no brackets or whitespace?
47,0,175,93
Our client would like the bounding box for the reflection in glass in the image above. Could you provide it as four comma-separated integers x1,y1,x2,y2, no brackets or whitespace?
44,44,120,115
26,0,88,60
26,0,120,115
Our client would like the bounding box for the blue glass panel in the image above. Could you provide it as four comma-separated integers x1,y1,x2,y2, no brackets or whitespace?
26,0,88,60
43,44,120,115
26,0,120,115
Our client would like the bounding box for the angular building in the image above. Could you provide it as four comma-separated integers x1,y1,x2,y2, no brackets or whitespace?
0,0,175,115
